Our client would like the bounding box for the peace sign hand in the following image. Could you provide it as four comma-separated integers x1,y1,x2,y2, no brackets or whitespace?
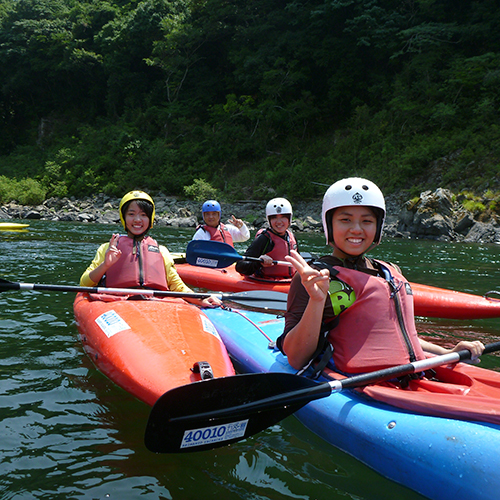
285,250,330,302
229,215,244,229
105,233,122,268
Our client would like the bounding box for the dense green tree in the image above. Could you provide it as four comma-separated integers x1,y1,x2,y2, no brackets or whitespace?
0,0,498,199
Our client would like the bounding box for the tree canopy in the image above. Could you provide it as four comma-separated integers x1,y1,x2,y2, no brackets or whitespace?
0,0,499,201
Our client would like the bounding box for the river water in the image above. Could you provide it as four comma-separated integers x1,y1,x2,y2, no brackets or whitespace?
1,220,500,500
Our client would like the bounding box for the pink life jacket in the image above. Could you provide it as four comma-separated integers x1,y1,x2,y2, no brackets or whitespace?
199,224,234,247
256,228,297,278
105,235,169,290
328,261,426,374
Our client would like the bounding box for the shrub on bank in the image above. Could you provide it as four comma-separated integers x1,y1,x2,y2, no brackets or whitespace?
0,176,46,205
184,179,219,202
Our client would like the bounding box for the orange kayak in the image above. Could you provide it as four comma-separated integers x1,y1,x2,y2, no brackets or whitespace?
175,262,500,319
73,293,235,406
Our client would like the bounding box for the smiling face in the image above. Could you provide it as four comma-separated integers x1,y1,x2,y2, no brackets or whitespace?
203,211,220,228
269,214,290,236
124,201,151,237
330,205,377,258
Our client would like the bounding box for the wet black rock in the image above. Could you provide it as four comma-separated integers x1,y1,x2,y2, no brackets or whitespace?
2,189,499,244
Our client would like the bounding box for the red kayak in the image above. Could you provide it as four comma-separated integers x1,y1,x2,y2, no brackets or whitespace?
74,293,235,406
175,261,500,320
410,283,500,319
175,262,291,293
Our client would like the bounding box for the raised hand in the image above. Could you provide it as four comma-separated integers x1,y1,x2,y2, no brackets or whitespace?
104,233,122,268
228,215,244,229
285,250,330,302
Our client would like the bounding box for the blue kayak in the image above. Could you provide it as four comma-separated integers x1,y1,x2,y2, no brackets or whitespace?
203,307,500,500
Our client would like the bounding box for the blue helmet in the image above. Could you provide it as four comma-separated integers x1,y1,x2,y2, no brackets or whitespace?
202,200,221,213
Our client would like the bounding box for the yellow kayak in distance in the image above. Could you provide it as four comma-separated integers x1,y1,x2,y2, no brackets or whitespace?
0,222,30,231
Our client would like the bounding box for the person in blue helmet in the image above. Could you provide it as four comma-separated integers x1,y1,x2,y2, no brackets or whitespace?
192,200,250,247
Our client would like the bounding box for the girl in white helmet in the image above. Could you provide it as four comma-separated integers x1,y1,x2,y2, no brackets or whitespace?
277,178,483,375
192,199,250,247
235,197,298,280
80,190,221,307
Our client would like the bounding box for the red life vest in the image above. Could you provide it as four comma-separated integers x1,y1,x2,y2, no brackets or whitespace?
256,228,297,278
105,235,169,290
199,224,234,246
328,262,426,374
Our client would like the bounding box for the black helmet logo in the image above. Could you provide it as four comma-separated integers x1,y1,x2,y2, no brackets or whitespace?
352,192,363,204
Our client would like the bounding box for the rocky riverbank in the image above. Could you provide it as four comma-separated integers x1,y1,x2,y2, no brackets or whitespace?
1,188,499,244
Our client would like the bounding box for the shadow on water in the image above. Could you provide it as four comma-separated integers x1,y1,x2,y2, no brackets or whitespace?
1,220,499,499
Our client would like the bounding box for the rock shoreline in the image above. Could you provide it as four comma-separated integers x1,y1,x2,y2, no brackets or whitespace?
1,188,499,244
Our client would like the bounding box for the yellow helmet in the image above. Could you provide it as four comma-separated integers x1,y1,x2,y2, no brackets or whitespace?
119,190,155,230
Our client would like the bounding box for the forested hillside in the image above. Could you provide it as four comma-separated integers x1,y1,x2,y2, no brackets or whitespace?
0,0,499,205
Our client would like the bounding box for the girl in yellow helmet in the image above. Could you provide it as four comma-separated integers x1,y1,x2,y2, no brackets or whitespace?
80,191,221,307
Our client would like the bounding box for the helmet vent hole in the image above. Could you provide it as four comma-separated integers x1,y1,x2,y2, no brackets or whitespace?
345,185,352,190
362,185,369,190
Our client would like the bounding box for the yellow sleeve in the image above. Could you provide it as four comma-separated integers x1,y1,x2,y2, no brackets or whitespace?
80,243,109,286
160,246,192,293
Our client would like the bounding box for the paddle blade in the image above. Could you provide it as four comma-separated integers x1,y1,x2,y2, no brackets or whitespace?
186,240,243,268
145,372,320,453
224,290,288,311
0,278,20,292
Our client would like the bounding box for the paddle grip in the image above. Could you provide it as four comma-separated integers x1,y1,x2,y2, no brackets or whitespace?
245,256,292,267
481,341,500,356
455,340,500,362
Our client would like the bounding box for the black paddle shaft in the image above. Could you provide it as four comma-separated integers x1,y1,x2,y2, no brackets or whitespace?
0,278,287,310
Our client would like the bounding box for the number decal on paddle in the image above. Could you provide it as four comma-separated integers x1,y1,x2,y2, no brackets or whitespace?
195,257,219,268
180,420,248,449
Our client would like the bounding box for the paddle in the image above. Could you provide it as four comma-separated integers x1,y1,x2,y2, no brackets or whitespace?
145,340,500,453
186,240,293,269
0,278,287,310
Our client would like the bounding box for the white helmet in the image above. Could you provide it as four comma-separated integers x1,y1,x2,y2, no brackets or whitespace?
266,198,293,223
322,177,386,246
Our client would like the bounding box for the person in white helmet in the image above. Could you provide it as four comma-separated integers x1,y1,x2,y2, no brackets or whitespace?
276,178,484,376
235,197,298,279
192,200,249,247
80,190,221,308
